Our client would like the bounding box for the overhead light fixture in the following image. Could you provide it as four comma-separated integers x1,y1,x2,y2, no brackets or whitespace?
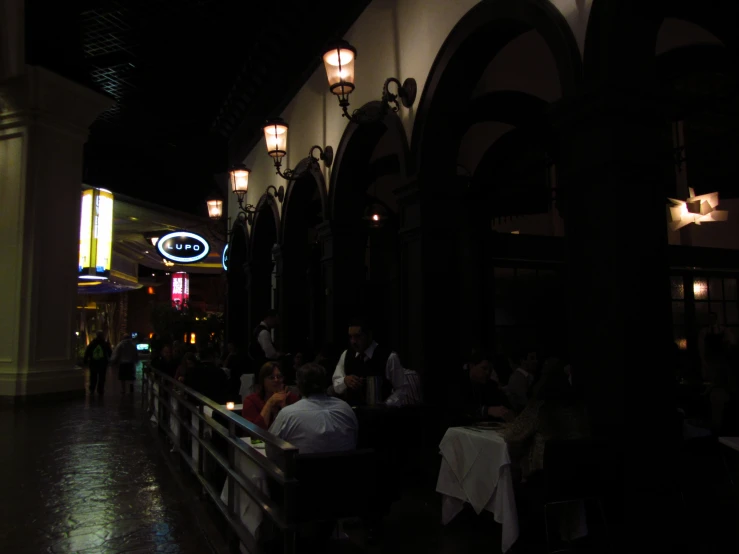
667,187,728,230
322,40,417,124
262,118,333,181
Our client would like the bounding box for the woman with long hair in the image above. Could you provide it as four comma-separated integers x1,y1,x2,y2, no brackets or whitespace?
242,362,299,429
503,357,589,479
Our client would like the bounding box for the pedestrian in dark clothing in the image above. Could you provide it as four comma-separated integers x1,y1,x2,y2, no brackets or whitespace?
84,331,112,395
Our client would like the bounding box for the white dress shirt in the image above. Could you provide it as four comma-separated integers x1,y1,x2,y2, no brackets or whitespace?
505,367,534,412
268,395,358,454
256,321,278,360
331,341,405,400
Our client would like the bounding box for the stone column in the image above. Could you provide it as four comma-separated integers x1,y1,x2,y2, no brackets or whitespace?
0,66,112,401
556,89,678,551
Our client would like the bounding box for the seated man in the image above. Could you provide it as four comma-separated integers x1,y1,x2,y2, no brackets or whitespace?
269,363,358,454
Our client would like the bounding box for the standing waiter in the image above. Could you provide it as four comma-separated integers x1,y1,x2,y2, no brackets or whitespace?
249,309,283,370
331,317,406,543
331,318,405,405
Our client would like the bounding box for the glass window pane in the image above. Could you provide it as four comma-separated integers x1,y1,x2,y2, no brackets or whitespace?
672,301,685,325
725,278,737,300
710,278,724,300
673,326,687,351
710,303,725,325
727,303,739,325
693,278,708,300
695,301,710,325
671,276,685,300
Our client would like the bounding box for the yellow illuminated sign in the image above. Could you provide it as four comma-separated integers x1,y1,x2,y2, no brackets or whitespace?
79,188,114,279
79,190,93,270
95,189,114,273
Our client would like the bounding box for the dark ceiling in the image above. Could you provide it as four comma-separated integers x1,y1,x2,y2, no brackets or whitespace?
25,0,370,214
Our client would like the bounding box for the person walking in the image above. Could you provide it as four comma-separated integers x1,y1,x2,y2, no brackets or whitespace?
111,334,139,395
83,331,112,395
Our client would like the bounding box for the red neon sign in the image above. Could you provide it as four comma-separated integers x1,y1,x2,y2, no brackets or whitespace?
171,272,189,310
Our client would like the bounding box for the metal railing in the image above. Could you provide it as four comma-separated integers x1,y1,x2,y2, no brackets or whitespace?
142,365,298,554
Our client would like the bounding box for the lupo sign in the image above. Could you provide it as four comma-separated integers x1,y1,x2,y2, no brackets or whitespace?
157,231,210,264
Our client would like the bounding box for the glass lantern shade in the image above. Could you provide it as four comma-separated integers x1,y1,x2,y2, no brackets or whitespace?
323,42,356,96
230,165,250,194
264,120,288,159
206,198,223,220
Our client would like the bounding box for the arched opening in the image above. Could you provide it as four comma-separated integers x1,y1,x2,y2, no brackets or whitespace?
410,0,581,387
248,196,279,340
279,162,328,359
225,219,249,348
328,104,409,353
650,16,739,379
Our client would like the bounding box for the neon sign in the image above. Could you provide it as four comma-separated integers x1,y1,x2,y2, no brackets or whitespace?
156,231,210,264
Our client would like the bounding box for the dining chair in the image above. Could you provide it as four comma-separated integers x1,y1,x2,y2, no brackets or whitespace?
542,438,614,554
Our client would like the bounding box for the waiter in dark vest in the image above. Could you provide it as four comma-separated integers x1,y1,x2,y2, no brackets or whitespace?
332,317,404,406
332,318,406,543
249,309,283,370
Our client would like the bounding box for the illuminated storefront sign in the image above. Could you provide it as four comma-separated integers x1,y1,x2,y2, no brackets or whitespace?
222,244,229,271
156,231,210,264
79,188,114,280
171,272,190,310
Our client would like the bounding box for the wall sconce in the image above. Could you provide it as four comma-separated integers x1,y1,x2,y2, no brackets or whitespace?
206,197,223,220
667,187,728,231
322,40,417,124
228,164,283,225
263,118,333,180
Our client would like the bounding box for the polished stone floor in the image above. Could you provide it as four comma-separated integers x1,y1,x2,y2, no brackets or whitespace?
0,366,217,554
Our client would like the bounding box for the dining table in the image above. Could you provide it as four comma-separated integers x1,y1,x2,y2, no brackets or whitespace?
436,425,519,553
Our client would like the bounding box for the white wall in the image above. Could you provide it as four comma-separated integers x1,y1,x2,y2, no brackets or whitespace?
229,0,594,229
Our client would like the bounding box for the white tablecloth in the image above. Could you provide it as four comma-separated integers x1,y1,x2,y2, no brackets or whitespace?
436,427,519,553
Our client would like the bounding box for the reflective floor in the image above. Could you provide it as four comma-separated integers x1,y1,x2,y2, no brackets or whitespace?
0,366,215,554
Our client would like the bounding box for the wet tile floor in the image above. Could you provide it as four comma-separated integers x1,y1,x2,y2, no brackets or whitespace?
0,366,216,554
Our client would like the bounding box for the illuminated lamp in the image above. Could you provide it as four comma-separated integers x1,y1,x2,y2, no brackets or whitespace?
78,188,114,281
322,40,416,124
668,187,728,231
262,118,332,181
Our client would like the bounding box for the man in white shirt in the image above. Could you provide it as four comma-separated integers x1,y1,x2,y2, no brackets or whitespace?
505,349,538,412
269,363,358,454
332,318,405,406
249,309,282,365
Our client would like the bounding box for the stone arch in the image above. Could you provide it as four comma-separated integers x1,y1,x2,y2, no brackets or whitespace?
410,0,583,178
329,102,410,221
248,194,280,337
325,103,410,349
406,0,582,393
225,218,249,347
280,158,328,243
583,0,738,81
278,159,329,357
